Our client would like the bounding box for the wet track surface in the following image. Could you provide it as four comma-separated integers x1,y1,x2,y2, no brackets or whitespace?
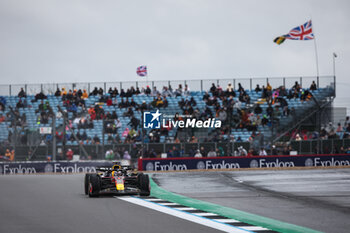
154,168,350,233
0,174,222,233
0,168,349,233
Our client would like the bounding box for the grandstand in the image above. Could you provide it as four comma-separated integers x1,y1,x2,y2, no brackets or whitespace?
0,76,339,160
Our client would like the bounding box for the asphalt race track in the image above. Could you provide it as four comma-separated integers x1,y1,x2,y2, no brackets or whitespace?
154,168,350,233
0,174,223,233
1,168,349,233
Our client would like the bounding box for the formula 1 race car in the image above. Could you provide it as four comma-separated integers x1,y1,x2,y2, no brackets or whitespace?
84,163,150,197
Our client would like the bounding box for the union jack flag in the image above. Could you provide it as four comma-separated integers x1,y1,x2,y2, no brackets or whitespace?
274,20,314,45
285,20,314,40
136,66,147,77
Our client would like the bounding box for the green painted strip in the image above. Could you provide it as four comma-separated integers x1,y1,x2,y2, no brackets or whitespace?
150,177,323,233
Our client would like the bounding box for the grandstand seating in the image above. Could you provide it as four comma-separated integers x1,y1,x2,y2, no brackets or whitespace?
0,85,335,145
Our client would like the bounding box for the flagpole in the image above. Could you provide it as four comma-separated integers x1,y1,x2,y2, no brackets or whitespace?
311,19,320,87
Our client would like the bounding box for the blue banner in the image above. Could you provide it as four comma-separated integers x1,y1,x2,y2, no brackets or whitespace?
0,161,114,175
139,154,350,171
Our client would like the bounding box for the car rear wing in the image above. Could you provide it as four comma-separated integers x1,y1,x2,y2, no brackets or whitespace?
96,165,135,172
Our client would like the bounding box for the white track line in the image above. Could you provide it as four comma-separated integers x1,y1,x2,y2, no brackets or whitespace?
240,226,269,231
144,198,163,201
118,197,252,233
175,207,197,211
216,219,241,223
195,212,219,216
159,202,181,206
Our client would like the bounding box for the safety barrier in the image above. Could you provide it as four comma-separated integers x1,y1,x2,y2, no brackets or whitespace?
138,154,350,171
0,160,114,175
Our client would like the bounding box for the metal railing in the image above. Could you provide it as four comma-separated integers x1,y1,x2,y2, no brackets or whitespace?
0,76,335,96
2,138,349,161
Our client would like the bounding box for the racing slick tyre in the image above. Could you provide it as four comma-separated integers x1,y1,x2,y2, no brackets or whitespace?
88,174,101,197
84,174,92,195
139,174,150,196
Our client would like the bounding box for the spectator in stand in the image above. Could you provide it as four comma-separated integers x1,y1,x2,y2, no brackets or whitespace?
293,81,301,91
266,104,273,117
238,83,244,93
151,87,159,97
105,149,115,160
310,81,317,91
170,146,181,157
203,91,210,102
155,96,164,108
61,88,67,96
255,84,262,93
254,104,262,114
282,146,290,155
33,91,47,102
207,148,217,157
66,149,73,160
238,146,247,156
0,97,6,111
259,148,267,156
143,86,150,95
5,149,11,160
0,114,5,123
18,88,26,98
336,123,343,132
81,89,88,99
271,145,278,155
91,135,100,144
226,82,235,96
194,150,202,158
16,99,25,108
54,88,61,96
123,107,134,117
183,84,190,96
162,86,172,97
174,84,183,97
123,151,131,161
266,82,272,92
188,135,197,143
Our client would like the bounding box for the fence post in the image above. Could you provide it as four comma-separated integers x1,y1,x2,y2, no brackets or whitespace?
333,75,336,97
310,140,312,154
88,83,90,94
9,85,11,96
283,77,286,87
200,80,203,92
250,78,252,91
266,77,269,85
317,76,319,89
41,84,43,93
104,82,106,93
233,79,236,91
102,118,105,157
136,81,138,89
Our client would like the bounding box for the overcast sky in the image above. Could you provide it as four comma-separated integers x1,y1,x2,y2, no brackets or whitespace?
0,0,349,112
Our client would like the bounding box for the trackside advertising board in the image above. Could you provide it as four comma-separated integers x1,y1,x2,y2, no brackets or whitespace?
138,154,350,171
0,161,113,175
